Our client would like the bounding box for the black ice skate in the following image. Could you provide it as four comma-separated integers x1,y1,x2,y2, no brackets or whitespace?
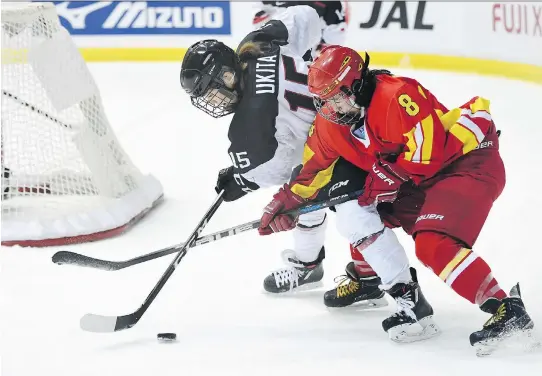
382,268,440,343
263,248,324,293
470,283,539,357
324,262,388,308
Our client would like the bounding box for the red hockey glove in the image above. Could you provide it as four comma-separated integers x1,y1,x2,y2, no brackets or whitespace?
358,160,409,207
258,184,306,236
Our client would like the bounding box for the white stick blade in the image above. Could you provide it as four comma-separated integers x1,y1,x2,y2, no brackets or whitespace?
80,313,118,333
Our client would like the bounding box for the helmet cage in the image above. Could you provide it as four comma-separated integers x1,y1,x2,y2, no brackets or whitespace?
313,86,363,126
190,65,239,118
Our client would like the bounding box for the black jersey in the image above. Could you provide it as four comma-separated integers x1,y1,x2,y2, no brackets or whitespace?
226,6,321,193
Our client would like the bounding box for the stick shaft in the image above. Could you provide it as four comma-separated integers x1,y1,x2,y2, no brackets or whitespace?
53,189,363,271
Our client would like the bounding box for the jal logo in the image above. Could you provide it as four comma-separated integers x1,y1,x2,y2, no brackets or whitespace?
360,1,433,30
52,1,231,35
493,3,542,37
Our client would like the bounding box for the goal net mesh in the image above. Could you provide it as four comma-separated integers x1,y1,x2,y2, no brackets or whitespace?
1,2,163,246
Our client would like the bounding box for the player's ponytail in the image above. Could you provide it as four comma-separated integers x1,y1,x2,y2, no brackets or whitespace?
237,42,265,69
354,68,393,108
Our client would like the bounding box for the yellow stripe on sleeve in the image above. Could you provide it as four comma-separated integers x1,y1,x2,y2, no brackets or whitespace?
469,97,491,114
302,145,315,165
291,158,339,199
438,108,460,132
449,123,479,154
417,85,427,99
402,127,417,162
420,114,434,164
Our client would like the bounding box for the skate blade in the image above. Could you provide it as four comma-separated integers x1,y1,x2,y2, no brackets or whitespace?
475,327,541,357
263,280,324,295
388,316,441,344
357,296,389,309
326,296,389,310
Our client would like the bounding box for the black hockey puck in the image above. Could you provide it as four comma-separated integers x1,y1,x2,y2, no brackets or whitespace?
157,333,177,342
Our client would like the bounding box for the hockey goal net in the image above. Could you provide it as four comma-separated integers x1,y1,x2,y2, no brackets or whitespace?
1,2,164,247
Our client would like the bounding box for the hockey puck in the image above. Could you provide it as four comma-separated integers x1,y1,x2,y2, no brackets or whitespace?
157,333,177,342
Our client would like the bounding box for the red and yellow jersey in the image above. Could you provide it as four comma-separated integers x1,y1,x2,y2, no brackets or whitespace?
291,74,497,199
290,113,376,199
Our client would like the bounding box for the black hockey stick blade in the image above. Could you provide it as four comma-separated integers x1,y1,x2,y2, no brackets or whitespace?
79,191,225,333
52,251,125,271
52,189,364,272
51,244,181,271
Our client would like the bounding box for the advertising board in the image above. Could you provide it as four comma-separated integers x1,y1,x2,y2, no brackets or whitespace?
52,1,231,35
31,1,541,83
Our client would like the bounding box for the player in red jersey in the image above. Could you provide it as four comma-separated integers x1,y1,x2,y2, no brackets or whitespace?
257,45,536,355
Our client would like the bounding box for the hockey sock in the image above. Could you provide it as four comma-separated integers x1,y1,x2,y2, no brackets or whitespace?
354,227,411,286
349,244,377,277
415,231,507,305
293,211,327,263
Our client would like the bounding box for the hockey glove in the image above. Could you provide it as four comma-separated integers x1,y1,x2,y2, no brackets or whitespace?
215,166,248,202
357,160,409,207
252,10,271,27
258,184,306,235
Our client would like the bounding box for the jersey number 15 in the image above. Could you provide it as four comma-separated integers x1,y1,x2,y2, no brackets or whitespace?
282,55,316,113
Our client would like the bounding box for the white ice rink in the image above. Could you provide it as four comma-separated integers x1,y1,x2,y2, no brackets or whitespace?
1,63,542,376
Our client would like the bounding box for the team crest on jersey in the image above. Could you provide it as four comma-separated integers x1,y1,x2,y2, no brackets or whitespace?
353,123,366,139
352,120,370,148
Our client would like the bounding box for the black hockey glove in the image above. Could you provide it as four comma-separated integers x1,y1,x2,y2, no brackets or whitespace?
215,166,248,202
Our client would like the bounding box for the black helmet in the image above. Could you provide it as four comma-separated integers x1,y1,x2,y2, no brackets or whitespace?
180,39,242,118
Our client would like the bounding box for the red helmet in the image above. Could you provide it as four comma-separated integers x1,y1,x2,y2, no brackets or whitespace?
308,45,369,126
308,45,366,100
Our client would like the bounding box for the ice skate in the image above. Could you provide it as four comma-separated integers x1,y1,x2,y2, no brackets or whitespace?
324,262,388,308
263,248,324,293
470,283,539,357
382,268,440,343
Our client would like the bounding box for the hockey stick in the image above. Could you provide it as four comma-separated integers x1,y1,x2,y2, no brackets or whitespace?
79,189,363,333
79,190,225,333
52,189,363,271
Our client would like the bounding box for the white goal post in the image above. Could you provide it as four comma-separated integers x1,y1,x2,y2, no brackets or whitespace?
1,2,164,247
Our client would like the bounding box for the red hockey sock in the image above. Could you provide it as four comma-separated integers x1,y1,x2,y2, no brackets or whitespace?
415,231,506,305
349,244,377,277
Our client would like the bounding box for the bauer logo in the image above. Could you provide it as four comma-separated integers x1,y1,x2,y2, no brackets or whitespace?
49,1,231,35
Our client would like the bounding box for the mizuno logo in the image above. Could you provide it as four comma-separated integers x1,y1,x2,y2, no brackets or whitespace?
56,2,225,30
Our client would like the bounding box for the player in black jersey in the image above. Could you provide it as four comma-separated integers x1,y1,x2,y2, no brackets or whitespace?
180,6,388,310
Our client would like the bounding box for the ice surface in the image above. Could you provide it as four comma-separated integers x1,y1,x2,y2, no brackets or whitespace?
1,63,541,376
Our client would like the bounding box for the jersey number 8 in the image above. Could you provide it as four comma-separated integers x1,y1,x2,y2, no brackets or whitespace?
398,94,420,116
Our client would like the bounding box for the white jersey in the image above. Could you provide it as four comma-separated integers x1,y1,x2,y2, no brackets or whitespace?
227,6,321,190
252,1,348,57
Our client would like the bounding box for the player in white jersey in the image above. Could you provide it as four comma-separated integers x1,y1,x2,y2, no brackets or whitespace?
179,6,393,311
252,1,348,61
